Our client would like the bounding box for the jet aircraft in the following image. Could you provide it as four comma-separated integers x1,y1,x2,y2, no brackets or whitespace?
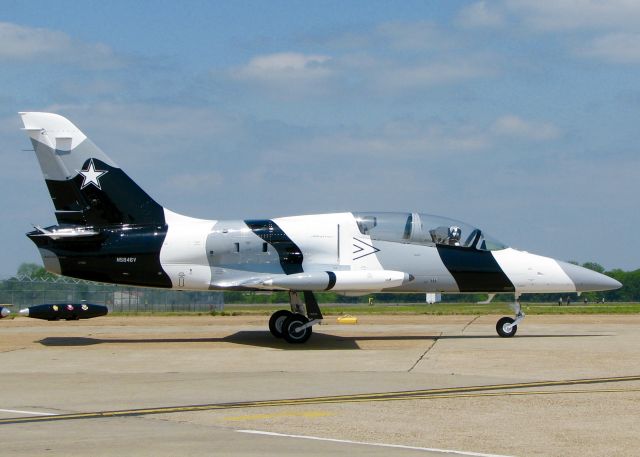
19,112,622,343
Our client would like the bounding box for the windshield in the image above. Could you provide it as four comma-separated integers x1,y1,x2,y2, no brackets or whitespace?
353,212,507,251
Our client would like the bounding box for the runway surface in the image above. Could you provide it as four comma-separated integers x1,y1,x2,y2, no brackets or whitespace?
2,374,640,426
1,314,639,456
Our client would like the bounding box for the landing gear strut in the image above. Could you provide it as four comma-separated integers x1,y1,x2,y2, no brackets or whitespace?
268,291,323,344
496,294,525,338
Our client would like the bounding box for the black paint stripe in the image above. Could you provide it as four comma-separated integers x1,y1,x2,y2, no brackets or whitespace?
436,245,515,293
32,156,171,287
325,271,337,290
245,220,304,275
44,159,165,226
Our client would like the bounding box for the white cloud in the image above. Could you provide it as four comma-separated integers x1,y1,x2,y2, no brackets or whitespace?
317,20,455,51
370,58,496,91
0,22,122,69
460,2,640,64
581,32,640,63
228,21,500,99
57,79,123,97
46,102,238,139
375,21,456,50
492,115,561,141
231,52,332,89
260,120,492,164
505,0,640,31
167,171,225,192
457,1,505,28
0,22,71,58
261,116,560,166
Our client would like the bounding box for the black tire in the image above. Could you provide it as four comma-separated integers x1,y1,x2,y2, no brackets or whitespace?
282,313,312,344
269,310,293,338
496,316,517,338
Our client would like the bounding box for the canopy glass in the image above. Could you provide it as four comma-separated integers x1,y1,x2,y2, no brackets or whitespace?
353,212,507,251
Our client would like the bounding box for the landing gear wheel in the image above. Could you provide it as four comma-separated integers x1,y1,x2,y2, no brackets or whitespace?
496,316,517,338
269,310,293,338
282,313,312,344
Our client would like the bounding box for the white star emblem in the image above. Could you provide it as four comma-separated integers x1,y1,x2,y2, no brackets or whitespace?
78,159,108,190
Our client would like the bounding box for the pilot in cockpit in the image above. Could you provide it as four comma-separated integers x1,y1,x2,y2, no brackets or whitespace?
448,226,461,246
429,225,462,246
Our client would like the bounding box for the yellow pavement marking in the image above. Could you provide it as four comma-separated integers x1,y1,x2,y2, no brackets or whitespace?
223,410,333,421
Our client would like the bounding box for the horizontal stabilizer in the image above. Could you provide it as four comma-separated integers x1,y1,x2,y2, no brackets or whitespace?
32,225,100,240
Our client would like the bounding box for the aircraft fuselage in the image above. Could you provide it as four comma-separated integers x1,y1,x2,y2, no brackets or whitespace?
28,210,618,296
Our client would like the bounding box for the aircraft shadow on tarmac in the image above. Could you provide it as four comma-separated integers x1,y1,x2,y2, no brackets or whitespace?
36,331,608,350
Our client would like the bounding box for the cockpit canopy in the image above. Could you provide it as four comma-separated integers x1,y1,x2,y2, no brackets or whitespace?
353,212,507,251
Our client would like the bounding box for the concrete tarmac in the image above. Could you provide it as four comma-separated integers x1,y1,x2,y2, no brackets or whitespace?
1,314,639,456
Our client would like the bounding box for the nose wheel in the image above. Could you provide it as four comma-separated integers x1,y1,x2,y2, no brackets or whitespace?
496,316,517,337
496,295,524,338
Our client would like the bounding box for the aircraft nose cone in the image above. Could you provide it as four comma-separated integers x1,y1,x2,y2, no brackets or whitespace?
0,307,9,318
18,308,29,317
557,261,622,292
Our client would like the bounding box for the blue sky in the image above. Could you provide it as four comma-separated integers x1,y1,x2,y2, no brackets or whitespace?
1,0,639,277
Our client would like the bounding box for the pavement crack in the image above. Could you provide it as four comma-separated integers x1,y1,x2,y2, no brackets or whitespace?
0,347,27,354
461,315,480,333
408,333,441,373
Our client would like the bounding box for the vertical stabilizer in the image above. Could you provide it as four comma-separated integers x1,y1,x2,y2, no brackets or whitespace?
20,112,165,226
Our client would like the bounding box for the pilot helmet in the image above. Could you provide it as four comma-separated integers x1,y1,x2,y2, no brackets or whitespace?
449,226,461,240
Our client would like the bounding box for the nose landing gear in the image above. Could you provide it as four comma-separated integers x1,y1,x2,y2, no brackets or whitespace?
496,295,524,338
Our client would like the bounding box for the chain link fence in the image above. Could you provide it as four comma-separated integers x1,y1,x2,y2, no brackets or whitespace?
0,275,224,313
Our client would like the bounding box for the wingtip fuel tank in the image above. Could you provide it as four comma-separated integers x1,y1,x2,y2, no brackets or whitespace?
259,270,414,291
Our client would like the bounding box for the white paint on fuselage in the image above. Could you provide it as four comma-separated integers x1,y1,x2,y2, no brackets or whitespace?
372,240,461,293
164,211,389,291
159,212,578,294
274,212,385,271
160,209,217,289
492,248,576,293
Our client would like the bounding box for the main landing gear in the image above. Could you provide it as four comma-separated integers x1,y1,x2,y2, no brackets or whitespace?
268,291,323,344
496,295,525,338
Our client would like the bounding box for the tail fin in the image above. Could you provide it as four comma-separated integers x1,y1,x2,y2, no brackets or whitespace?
20,112,165,227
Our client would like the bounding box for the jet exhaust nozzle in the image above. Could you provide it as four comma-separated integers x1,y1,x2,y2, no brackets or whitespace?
18,303,109,321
